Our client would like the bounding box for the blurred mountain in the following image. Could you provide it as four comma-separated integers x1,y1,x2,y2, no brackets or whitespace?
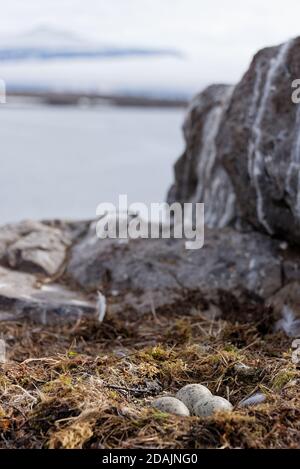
0,26,181,61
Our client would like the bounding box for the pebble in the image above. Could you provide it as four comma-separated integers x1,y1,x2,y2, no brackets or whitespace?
152,397,190,416
238,393,266,408
234,363,256,377
194,396,233,417
176,384,212,413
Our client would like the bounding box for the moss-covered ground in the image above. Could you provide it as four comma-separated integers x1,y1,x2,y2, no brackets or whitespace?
0,309,299,448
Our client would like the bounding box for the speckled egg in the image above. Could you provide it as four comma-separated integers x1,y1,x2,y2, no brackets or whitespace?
152,397,190,416
194,396,233,417
176,384,212,413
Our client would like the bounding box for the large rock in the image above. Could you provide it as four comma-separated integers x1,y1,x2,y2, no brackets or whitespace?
0,220,72,276
169,37,300,245
167,84,236,228
217,37,300,243
67,222,288,316
0,218,299,327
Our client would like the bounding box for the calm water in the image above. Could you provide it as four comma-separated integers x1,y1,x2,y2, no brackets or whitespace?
0,105,184,224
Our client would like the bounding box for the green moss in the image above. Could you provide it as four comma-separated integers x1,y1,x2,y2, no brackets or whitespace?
272,369,298,390
0,313,299,449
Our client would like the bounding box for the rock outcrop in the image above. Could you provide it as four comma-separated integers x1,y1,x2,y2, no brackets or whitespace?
0,217,299,330
169,37,300,243
218,38,300,244
168,84,236,228
67,223,284,313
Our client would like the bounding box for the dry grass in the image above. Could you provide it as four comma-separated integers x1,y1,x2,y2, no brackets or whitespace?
0,309,299,449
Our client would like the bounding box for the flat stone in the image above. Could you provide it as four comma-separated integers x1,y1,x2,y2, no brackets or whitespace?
0,266,95,324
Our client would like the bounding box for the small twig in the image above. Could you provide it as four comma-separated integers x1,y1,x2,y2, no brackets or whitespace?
241,338,261,352
21,357,60,365
104,384,152,395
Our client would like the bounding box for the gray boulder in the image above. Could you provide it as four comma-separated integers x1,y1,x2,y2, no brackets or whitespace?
218,37,300,243
167,84,236,228
0,218,299,325
67,223,287,316
169,37,300,245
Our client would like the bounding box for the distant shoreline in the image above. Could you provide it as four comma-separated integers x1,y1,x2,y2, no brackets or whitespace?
7,91,188,109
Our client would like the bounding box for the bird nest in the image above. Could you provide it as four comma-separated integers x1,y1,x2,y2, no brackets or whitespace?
0,308,299,449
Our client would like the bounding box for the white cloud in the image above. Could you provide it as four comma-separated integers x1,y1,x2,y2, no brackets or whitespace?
1,0,300,91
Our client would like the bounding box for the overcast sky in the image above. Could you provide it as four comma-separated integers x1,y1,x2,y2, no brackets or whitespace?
1,0,300,49
1,0,300,92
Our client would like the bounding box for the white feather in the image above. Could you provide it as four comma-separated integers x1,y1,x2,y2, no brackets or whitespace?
96,291,106,323
276,306,300,337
